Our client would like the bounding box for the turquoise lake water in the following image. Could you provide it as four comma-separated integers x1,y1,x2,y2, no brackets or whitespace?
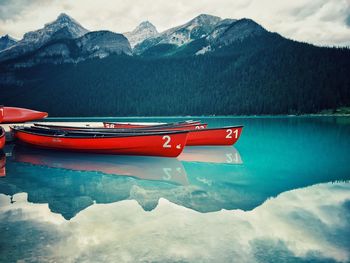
0,116,350,262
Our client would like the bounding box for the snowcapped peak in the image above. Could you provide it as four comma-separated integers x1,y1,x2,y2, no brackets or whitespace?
185,14,221,29
1,34,17,42
137,21,157,31
57,13,72,21
0,13,89,61
0,34,17,51
191,14,221,23
22,13,88,44
124,21,158,48
155,14,221,46
43,13,88,36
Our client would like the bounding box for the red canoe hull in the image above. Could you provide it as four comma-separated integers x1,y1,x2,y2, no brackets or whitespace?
1,106,48,123
12,129,188,157
0,127,5,150
30,124,242,146
0,151,5,177
186,126,243,146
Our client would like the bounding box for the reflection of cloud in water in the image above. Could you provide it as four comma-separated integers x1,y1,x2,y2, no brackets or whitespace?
0,182,349,262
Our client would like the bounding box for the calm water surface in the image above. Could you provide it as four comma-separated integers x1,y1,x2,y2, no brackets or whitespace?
0,116,350,263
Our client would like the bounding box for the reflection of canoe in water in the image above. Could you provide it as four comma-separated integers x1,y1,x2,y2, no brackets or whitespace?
0,106,48,123
12,146,188,185
178,146,242,164
0,150,5,177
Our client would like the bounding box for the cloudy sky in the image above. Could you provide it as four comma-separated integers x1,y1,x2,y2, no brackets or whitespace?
0,0,349,46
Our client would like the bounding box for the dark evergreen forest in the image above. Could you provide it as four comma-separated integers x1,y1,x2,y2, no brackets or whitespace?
1,33,349,116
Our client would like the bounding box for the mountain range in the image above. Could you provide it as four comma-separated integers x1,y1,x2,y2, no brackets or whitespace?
0,13,349,116
0,13,272,66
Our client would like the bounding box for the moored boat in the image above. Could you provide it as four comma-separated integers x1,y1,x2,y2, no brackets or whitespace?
11,126,188,157
186,126,243,146
35,122,208,131
0,127,5,150
31,124,243,146
0,106,48,123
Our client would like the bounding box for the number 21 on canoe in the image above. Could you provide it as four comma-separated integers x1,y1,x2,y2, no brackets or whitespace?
186,125,243,146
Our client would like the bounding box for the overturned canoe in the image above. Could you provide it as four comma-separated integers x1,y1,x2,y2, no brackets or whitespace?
11,126,188,157
0,106,48,123
0,127,5,150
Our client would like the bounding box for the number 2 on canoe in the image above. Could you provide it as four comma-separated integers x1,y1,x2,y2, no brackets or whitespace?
226,129,238,139
162,135,172,148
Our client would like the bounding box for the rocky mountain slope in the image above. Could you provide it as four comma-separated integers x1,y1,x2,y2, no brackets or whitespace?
124,21,158,48
0,35,17,51
134,14,221,54
0,14,131,67
0,13,88,62
0,13,277,65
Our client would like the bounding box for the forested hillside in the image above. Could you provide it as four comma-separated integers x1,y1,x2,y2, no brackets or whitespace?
1,32,349,116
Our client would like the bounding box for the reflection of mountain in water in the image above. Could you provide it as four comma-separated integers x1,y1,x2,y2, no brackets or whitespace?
1,182,349,263
0,145,244,219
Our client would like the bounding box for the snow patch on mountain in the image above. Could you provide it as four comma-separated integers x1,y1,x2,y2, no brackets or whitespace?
22,13,88,44
134,14,221,54
159,14,221,45
124,21,158,48
0,13,88,62
0,35,17,51
195,46,211,55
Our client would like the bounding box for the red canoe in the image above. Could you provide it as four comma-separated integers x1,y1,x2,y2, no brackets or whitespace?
0,150,5,177
0,127,5,150
103,120,204,129
32,124,243,146
0,106,48,123
11,126,188,157
186,126,243,146
36,122,208,131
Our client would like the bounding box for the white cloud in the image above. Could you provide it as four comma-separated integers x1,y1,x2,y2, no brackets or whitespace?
0,1,349,44
1,182,350,262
